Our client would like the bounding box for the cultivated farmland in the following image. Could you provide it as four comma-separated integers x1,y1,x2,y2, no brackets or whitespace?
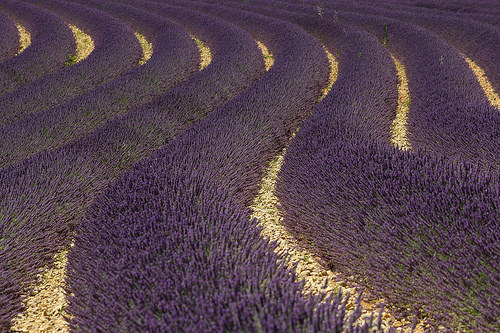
0,0,498,332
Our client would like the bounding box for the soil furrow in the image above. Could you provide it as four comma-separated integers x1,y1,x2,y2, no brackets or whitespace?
461,53,500,109
391,55,411,150
10,247,72,332
256,40,273,70
15,24,31,55
192,35,211,70
69,24,94,64
135,32,151,66
249,45,427,332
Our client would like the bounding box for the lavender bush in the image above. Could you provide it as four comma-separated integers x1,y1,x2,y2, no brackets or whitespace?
250,1,500,330
0,10,18,61
0,0,74,94
0,0,144,128
1,0,497,331
0,4,264,329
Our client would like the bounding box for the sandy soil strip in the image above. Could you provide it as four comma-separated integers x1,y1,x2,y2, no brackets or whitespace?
10,246,72,332
68,26,153,67
191,35,212,70
256,41,273,71
461,54,500,109
134,32,152,66
390,55,411,150
320,47,338,101
15,24,31,55
66,25,94,66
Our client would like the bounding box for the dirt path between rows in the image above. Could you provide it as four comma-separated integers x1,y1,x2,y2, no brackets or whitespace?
68,24,93,64
15,24,31,55
461,54,500,109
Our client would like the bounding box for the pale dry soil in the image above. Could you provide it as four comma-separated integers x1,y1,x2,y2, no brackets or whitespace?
191,35,212,70
134,32,152,66
68,24,94,64
319,46,337,102
9,36,211,332
67,26,152,67
461,54,500,109
10,247,72,332
391,55,411,150
256,41,273,71
16,24,31,55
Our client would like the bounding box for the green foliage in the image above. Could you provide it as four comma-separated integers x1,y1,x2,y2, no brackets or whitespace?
381,23,389,46
65,53,77,66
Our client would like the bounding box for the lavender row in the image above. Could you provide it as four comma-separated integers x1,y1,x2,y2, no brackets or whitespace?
337,11,500,171
204,0,398,145
0,0,204,168
0,10,18,61
155,0,331,206
236,2,500,331
65,147,372,332
391,0,500,17
373,0,500,27
277,102,499,331
276,0,500,103
214,0,499,330
304,0,500,28
263,1,500,169
0,4,265,329
385,0,500,26
0,0,143,128
60,3,380,330
0,0,74,95
336,0,500,25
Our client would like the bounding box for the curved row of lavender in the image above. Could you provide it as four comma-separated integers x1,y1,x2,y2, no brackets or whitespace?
0,0,74,95
58,3,382,331
277,105,499,330
0,11,18,61
0,0,202,168
323,0,500,27
0,3,265,329
218,1,500,331
0,0,143,128
287,0,500,95
216,0,499,329
388,0,500,18
272,1,500,171
187,0,397,143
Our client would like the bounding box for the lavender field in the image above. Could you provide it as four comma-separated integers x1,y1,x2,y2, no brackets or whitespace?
0,0,498,332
